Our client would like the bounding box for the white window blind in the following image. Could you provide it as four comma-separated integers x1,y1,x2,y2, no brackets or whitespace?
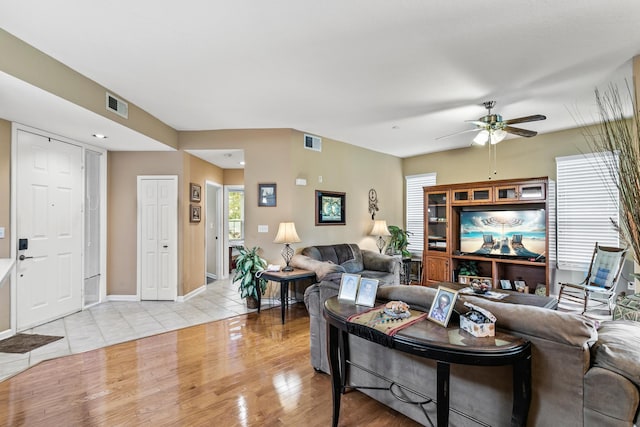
556,152,619,270
405,173,436,255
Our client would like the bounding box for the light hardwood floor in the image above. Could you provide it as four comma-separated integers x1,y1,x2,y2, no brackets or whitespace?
0,303,421,426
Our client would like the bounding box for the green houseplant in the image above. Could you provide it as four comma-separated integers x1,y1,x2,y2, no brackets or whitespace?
386,225,412,259
233,246,268,309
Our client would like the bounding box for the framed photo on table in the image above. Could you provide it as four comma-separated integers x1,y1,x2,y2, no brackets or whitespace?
338,273,360,303
428,286,458,327
356,278,379,307
315,190,346,225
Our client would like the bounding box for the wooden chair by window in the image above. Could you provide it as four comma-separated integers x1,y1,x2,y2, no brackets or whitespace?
557,243,628,314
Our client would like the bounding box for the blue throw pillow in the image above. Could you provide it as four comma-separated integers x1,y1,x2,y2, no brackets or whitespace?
592,267,611,287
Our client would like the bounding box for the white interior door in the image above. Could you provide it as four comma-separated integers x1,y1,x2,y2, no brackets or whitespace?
138,176,177,301
16,130,83,330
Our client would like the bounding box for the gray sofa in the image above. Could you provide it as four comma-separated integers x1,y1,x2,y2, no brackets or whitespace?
304,283,640,426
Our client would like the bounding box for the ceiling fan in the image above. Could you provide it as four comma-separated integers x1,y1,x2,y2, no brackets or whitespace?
438,101,546,145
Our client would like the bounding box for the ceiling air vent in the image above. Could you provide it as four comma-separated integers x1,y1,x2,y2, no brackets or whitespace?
304,134,322,152
106,92,128,119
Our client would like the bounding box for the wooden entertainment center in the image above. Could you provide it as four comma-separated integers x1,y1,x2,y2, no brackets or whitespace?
421,177,550,295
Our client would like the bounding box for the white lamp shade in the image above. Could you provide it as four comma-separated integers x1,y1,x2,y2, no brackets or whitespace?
370,220,391,237
274,222,301,243
473,130,489,145
491,129,507,144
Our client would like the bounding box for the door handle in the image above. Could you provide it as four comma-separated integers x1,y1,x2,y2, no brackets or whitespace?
19,254,33,261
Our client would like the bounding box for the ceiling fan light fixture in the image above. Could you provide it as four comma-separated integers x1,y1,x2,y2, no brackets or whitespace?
491,129,507,144
473,130,489,145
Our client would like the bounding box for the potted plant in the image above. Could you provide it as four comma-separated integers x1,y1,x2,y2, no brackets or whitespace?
386,225,412,259
232,246,268,309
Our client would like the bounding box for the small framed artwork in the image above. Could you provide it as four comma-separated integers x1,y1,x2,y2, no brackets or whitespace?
500,279,513,290
190,204,201,223
315,190,346,225
514,280,526,292
258,183,277,207
428,286,458,327
356,278,379,307
190,183,201,202
338,273,360,303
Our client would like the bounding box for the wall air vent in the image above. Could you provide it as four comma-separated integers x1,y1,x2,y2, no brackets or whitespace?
304,134,322,152
106,92,128,119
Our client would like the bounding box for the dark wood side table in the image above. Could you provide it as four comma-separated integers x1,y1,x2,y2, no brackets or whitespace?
257,269,316,324
323,296,532,427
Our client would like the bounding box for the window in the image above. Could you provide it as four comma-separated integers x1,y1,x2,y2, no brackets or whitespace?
556,152,619,270
405,173,437,255
228,188,244,241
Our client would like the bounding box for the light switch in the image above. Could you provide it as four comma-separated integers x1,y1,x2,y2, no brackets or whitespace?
0,227,4,239
258,225,269,233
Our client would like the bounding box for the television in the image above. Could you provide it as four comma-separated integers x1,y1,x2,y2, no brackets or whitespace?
459,209,546,259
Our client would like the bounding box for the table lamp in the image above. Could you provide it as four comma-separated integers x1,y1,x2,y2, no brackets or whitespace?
370,220,391,253
273,222,301,271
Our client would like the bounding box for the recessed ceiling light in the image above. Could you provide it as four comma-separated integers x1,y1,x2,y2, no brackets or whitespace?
92,133,107,139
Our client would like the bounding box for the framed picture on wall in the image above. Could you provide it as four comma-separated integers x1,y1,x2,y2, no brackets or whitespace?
315,190,346,225
258,183,277,207
190,204,201,223
190,183,201,202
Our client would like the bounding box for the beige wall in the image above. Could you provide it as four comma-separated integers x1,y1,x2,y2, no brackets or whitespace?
0,29,178,149
179,129,404,265
402,126,593,185
0,119,10,331
107,151,183,295
223,169,244,185
182,154,224,295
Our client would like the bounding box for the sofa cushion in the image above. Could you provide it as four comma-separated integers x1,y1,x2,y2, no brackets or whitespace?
302,243,364,273
592,320,640,388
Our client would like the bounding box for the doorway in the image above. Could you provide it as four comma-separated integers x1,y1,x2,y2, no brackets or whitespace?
137,176,178,300
205,181,223,282
15,129,83,330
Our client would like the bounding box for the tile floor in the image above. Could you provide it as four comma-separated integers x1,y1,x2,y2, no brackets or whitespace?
0,277,273,382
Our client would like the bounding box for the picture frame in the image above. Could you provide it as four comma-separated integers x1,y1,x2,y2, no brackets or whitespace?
428,286,458,327
315,190,346,225
355,278,379,307
258,183,277,207
190,204,201,223
338,273,360,303
500,279,513,290
190,183,201,202
513,280,526,291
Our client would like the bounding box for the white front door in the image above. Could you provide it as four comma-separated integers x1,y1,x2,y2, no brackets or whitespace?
16,130,83,330
138,176,177,301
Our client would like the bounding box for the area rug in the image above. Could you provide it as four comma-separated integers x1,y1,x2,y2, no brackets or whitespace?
0,334,63,354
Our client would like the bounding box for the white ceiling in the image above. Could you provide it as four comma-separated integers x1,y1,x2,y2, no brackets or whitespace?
1,1,640,165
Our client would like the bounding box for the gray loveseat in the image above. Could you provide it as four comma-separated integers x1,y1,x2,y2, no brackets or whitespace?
304,283,640,426
291,243,400,371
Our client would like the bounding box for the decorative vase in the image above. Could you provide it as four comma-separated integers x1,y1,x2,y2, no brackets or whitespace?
246,296,259,309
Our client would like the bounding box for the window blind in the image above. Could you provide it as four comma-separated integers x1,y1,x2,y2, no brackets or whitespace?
405,173,436,255
556,152,619,270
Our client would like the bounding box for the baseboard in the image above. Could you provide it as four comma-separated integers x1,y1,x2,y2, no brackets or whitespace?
106,294,139,302
0,328,14,340
177,285,206,302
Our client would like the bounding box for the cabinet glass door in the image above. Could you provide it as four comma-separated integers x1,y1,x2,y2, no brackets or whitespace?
426,192,448,253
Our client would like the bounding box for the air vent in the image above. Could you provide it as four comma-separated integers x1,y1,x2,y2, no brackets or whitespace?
106,92,128,119
304,134,322,152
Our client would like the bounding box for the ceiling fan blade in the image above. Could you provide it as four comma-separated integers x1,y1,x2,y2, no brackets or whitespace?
465,120,489,127
504,126,537,137
435,127,481,140
503,114,546,125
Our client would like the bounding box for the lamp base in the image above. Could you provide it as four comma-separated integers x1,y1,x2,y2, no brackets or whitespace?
282,265,294,272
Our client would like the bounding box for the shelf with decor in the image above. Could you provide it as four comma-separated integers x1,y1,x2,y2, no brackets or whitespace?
422,177,550,294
